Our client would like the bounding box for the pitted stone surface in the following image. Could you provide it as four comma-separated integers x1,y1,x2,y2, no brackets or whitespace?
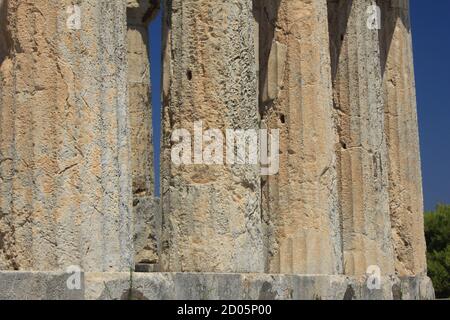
161,0,264,272
0,0,133,271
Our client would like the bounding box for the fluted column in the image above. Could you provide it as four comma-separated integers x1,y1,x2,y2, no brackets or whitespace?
379,0,427,276
258,0,342,274
0,0,132,271
127,0,160,268
161,0,264,272
328,0,395,275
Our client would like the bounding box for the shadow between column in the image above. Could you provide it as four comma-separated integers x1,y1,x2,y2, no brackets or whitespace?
0,0,12,65
378,0,412,77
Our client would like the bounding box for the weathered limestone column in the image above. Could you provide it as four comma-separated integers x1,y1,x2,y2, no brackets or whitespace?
257,0,342,274
126,0,160,269
161,0,264,272
327,0,395,275
0,0,133,271
379,0,427,276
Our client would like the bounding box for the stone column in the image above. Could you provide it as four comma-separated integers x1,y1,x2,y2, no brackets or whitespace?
327,0,395,275
161,0,264,272
0,0,133,271
257,0,342,274
379,0,427,276
126,0,160,269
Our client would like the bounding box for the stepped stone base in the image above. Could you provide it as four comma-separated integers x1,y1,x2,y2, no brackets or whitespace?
0,272,434,300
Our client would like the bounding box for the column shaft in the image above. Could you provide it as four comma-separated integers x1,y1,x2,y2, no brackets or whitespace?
161,0,264,272
0,0,132,271
127,0,159,268
328,0,395,275
258,0,342,274
379,0,427,276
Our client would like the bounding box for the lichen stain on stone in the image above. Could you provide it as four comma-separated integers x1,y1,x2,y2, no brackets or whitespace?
343,285,355,300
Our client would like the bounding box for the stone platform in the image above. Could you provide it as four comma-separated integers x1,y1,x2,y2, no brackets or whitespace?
0,272,434,300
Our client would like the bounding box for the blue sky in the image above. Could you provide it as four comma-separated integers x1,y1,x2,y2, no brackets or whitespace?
411,0,450,211
149,1,450,211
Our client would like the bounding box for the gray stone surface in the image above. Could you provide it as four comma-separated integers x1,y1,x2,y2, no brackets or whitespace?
0,271,435,300
133,197,161,267
0,272,84,300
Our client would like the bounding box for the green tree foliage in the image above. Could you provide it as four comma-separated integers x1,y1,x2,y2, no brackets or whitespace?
425,204,450,298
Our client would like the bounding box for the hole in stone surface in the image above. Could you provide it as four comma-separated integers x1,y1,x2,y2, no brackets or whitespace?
186,69,193,80
279,114,286,124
